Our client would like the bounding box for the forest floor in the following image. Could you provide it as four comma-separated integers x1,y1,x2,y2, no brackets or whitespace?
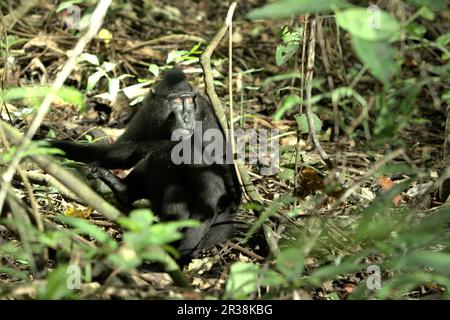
1,1,449,299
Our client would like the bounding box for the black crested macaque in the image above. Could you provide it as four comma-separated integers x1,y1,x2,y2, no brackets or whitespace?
50,68,241,260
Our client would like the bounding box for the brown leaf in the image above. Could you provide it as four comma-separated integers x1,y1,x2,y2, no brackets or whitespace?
379,176,404,205
297,167,324,197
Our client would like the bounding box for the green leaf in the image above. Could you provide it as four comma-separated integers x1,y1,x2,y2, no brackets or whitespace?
86,69,106,92
117,209,155,232
274,95,301,120
130,95,145,106
405,23,427,37
102,61,116,72
56,0,84,12
336,8,400,41
57,216,115,247
263,72,301,87
148,64,160,77
276,43,299,66
38,265,76,299
436,33,450,47
259,269,287,287
0,242,27,261
355,181,410,240
245,195,296,241
0,35,26,50
276,247,304,280
247,0,350,20
141,247,177,267
295,113,322,134
442,90,450,104
78,11,92,31
129,209,154,226
275,26,303,67
281,26,302,43
37,230,73,250
77,52,99,66
147,220,200,245
378,163,418,176
57,87,85,110
405,0,448,11
225,262,260,299
417,6,435,20
1,86,84,110
350,36,399,86
166,50,188,64
309,262,361,285
123,220,199,250
0,266,28,280
325,292,341,300
389,251,450,276
108,246,141,270
108,78,120,101
278,167,295,182
119,209,199,250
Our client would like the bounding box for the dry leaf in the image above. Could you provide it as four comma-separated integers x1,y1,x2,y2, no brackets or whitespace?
297,167,324,197
64,205,93,219
379,176,403,205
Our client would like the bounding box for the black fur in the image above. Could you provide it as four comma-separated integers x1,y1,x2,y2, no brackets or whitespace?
50,68,241,260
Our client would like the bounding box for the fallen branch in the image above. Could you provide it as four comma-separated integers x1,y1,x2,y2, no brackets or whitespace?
0,0,112,215
199,2,262,205
2,0,40,29
5,189,38,276
14,170,82,204
331,148,404,210
1,121,190,287
305,18,333,168
1,121,122,221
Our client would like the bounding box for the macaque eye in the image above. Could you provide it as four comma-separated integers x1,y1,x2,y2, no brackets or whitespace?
184,97,194,105
173,97,183,105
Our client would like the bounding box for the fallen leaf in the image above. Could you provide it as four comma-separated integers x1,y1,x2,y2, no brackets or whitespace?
297,167,324,197
64,206,93,219
379,176,403,205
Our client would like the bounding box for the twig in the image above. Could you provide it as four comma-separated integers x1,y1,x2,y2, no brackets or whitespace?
0,116,43,234
199,4,235,132
199,2,262,204
0,121,122,221
199,2,277,256
225,241,265,261
0,12,13,123
14,171,82,203
304,18,332,168
1,121,191,288
0,0,113,214
331,148,405,210
5,189,38,276
294,14,309,205
2,0,39,29
346,95,375,137
0,73,46,263
317,15,339,141
227,1,244,202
